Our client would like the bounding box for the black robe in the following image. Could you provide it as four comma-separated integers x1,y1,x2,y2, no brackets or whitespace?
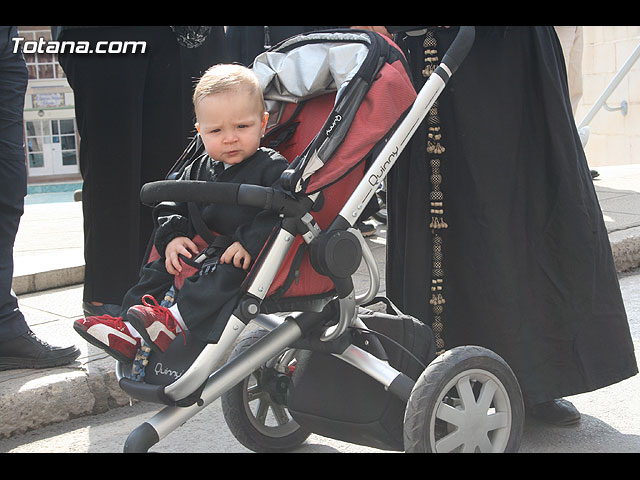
387,26,637,406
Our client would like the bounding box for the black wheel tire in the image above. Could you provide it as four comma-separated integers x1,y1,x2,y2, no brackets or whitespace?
221,327,311,452
403,345,524,453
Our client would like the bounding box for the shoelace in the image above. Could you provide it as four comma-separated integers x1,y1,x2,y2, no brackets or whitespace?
141,294,187,345
87,314,129,332
26,330,52,348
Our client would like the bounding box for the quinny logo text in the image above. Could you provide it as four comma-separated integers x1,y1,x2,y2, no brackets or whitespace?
12,37,147,54
368,146,399,186
154,362,183,380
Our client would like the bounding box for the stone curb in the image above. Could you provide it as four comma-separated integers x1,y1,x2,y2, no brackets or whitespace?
12,266,85,296
0,358,131,438
610,226,640,273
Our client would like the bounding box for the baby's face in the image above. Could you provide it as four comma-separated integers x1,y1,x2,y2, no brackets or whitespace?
195,89,268,166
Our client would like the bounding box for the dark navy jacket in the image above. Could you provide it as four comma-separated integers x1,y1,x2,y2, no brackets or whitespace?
153,147,288,259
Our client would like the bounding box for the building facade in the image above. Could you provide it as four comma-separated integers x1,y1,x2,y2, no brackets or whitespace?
579,26,640,167
18,26,80,185
14,26,640,185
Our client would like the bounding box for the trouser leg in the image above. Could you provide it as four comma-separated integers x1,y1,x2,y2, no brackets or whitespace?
0,26,29,340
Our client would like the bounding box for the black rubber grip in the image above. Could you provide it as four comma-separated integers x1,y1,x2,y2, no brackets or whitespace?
140,180,310,218
140,180,241,206
141,180,278,213
441,26,475,75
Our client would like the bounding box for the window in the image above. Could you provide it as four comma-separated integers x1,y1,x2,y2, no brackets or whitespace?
25,120,48,168
18,29,66,80
54,119,78,165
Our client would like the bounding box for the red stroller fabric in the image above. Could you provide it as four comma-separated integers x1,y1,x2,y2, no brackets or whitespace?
261,36,417,300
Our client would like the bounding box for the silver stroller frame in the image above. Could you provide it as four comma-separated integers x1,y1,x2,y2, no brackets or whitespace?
116,27,521,453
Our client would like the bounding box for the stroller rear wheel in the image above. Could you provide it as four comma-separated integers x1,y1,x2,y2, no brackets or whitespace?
221,327,311,452
403,346,524,453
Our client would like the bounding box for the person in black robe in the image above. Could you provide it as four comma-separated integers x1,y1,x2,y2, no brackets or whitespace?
385,26,637,424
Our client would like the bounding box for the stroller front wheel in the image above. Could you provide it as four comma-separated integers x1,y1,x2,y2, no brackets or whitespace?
403,345,524,453
221,327,311,452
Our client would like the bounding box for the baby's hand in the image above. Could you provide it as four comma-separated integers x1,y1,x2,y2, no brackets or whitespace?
220,241,252,270
165,236,199,275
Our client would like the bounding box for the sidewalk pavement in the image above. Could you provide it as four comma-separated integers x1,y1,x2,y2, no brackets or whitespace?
2,164,640,438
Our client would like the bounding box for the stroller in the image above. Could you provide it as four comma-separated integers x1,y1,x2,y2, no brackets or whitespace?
116,26,525,453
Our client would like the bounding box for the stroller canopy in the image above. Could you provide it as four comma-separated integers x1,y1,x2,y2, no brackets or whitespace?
252,30,416,194
254,31,371,110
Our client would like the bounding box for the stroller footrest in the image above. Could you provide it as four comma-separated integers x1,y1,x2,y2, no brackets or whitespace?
118,377,204,407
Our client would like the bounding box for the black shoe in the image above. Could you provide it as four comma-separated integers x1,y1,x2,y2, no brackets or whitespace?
82,301,122,318
356,221,376,237
527,398,581,426
590,169,600,179
0,330,80,371
372,207,387,224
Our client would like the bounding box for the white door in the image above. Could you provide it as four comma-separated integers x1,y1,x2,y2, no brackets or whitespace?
26,119,53,176
51,119,79,175
26,118,79,177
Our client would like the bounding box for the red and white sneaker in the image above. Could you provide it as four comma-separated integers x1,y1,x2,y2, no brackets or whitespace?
126,295,185,353
74,315,140,363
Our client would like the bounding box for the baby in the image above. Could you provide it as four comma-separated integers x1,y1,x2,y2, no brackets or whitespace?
74,64,288,361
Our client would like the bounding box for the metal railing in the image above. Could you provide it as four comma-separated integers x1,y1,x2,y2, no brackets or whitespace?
578,41,640,148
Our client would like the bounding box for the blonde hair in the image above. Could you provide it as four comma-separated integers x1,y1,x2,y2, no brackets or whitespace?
193,64,265,115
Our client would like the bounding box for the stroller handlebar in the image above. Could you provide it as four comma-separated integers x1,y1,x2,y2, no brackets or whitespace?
140,180,307,217
141,180,240,206
386,26,475,75
441,26,475,75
